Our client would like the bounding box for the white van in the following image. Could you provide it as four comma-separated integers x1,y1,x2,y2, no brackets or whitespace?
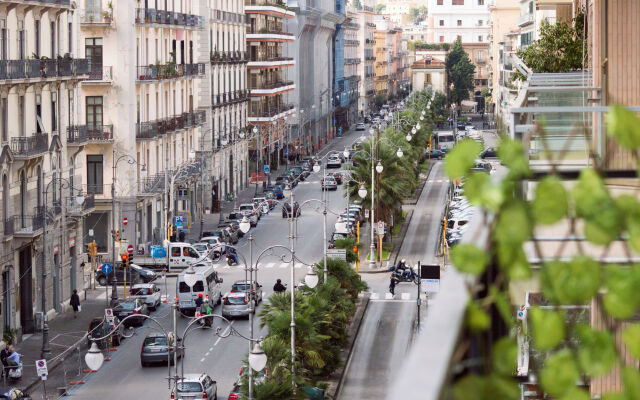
177,266,223,315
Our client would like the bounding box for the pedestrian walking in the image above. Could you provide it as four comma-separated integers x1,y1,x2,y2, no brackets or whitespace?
178,229,186,242
70,289,81,318
389,274,396,296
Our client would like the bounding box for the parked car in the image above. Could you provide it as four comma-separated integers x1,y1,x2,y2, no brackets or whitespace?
129,283,162,311
239,203,262,220
87,317,125,347
471,160,493,173
112,298,150,327
356,122,366,131
199,236,225,257
228,366,267,399
171,374,217,400
222,292,253,319
192,242,211,256
326,157,342,169
96,263,157,287
230,280,263,305
282,201,301,218
327,171,343,184
140,333,183,367
230,210,258,227
266,185,284,199
328,231,351,249
224,226,239,244
427,149,444,160
0,387,31,399
480,147,498,158
321,176,338,191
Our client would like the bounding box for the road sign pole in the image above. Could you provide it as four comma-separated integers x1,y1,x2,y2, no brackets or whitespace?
417,261,421,332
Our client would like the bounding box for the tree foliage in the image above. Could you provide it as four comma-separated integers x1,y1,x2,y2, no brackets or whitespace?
445,38,475,109
375,3,385,14
447,105,640,399
514,13,585,80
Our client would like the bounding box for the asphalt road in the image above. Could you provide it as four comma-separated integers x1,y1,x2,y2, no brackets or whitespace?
338,161,450,400
65,130,364,399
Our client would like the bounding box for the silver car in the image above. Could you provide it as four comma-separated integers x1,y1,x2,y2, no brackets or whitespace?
221,293,253,319
172,373,217,400
321,176,338,191
140,333,183,367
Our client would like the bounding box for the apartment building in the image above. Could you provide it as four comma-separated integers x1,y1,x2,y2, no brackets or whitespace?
0,0,91,337
382,0,417,25
373,28,391,95
203,0,249,211
427,0,490,44
336,9,361,126
462,42,489,110
411,56,446,93
287,0,342,154
77,0,208,267
246,0,296,166
487,0,519,114
358,0,375,116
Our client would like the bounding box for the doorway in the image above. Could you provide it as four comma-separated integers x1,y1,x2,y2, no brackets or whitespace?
19,247,33,334
2,269,11,331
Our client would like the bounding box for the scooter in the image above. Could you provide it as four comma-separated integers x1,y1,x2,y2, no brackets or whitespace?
389,265,419,284
225,252,239,266
197,305,213,328
7,362,23,381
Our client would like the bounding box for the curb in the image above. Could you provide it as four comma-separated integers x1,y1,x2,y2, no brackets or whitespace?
330,293,371,399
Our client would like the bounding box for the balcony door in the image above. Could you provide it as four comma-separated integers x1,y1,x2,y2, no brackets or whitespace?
86,96,103,137
85,0,101,19
85,38,103,80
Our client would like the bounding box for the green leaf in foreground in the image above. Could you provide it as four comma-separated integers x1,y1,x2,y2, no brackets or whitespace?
558,387,590,400
466,301,490,333
532,176,568,224
444,139,482,180
529,308,565,350
492,337,517,376
623,367,640,400
495,200,532,246
463,172,504,212
540,257,601,305
575,324,617,376
451,244,489,275
573,168,609,217
603,265,640,320
606,105,640,150
498,137,530,177
496,242,531,280
540,349,579,397
622,324,640,360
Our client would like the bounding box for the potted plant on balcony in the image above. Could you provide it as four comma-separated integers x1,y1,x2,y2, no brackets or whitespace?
102,10,112,23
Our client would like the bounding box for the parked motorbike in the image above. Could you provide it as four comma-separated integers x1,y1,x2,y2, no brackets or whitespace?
389,265,419,284
7,362,23,381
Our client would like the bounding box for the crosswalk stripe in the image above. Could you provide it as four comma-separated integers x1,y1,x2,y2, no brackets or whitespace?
264,262,275,269
279,264,287,269
385,292,393,299
401,292,410,300
370,293,379,300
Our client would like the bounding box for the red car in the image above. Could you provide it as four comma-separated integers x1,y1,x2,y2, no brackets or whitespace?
327,172,342,184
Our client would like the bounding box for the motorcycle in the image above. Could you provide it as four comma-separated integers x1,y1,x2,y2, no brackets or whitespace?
197,305,213,328
389,265,419,284
225,250,239,266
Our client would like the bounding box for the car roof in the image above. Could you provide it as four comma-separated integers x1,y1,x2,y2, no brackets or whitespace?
132,283,153,288
145,332,166,338
179,373,206,382
226,292,248,298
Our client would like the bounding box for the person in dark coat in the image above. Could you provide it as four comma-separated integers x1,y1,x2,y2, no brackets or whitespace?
70,289,81,318
178,229,186,242
389,274,396,296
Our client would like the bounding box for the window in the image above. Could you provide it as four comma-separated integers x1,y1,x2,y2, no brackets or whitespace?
478,35,483,42
439,20,444,26
87,155,103,194
51,92,57,132
0,98,6,142
68,22,72,56
452,0,465,4
529,1,533,13
457,20,462,26
192,280,204,292
50,21,55,58
478,0,484,4
171,247,181,257
0,26,6,60
439,36,444,42
437,0,443,4
35,94,42,133
478,20,483,26
86,96,103,128
35,20,40,57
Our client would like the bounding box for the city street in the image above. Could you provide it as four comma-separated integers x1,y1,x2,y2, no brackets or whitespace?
61,131,361,399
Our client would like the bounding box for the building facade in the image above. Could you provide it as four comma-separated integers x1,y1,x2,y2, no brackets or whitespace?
426,0,490,43
411,56,446,93
338,10,361,126
0,0,91,337
487,0,519,114
357,0,375,116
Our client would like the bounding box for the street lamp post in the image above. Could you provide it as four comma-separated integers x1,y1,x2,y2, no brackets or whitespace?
218,135,228,225
253,125,260,196
111,150,144,305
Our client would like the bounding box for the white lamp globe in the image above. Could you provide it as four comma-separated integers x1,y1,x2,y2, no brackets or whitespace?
406,134,412,142
304,266,319,288
342,148,349,159
248,341,268,372
252,126,258,134
85,342,104,371
239,216,251,233
358,185,367,199
184,265,198,287
411,127,417,134
421,110,426,116
416,123,421,130
419,115,424,121
75,194,85,206
397,148,404,158
188,149,196,160
313,163,320,173
376,161,383,173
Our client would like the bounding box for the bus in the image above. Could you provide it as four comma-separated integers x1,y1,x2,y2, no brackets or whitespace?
435,131,455,151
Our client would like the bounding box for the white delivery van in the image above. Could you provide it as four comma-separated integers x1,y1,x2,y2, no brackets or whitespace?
176,265,223,315
132,243,212,272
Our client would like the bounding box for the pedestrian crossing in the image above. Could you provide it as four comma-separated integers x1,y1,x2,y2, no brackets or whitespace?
427,179,448,183
365,291,416,301
213,262,303,270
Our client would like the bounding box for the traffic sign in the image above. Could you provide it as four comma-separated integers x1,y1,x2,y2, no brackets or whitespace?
127,244,134,254
364,209,369,218
284,150,289,156
420,264,441,293
100,263,112,275
174,216,184,229
123,217,128,226
377,221,385,235
327,249,347,261
36,359,48,380
263,165,270,174
105,308,115,323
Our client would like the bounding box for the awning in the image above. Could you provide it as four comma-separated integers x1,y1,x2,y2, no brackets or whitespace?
460,100,477,110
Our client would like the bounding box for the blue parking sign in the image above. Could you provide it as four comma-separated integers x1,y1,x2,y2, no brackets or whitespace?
174,216,184,228
263,165,270,174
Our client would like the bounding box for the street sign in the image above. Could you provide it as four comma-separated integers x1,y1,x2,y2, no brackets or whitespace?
100,263,112,275
420,264,441,293
377,221,385,235
105,308,115,323
263,165,270,174
284,150,289,156
127,244,134,254
123,217,128,226
36,359,48,380
364,209,369,218
174,216,184,229
327,249,347,261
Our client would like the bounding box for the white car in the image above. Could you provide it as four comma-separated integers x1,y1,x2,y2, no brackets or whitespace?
356,123,366,131
129,283,162,311
326,157,342,169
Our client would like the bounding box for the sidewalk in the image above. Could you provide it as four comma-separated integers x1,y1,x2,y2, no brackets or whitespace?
16,288,111,397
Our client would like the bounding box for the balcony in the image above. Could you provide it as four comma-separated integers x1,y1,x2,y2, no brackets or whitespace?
135,8,204,28
136,110,206,141
249,80,295,96
345,58,361,65
210,51,250,65
85,66,113,84
518,13,534,27
249,103,295,120
247,56,294,69
12,212,45,238
476,58,486,64
244,0,295,18
212,90,250,108
3,217,14,237
343,22,360,30
344,39,360,46
66,194,95,217
2,0,71,7
80,8,115,27
0,58,89,83
246,27,295,42
138,174,167,196
67,124,114,146
210,9,248,23
11,133,49,159
136,63,205,82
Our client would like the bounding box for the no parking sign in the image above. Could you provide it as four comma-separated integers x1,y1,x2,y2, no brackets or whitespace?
36,359,48,380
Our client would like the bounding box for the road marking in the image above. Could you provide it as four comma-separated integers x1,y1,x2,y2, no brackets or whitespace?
401,292,410,300
205,352,210,356
295,264,302,269
200,357,205,362
214,321,234,346
370,299,415,303
209,347,213,352
279,263,287,269
370,293,379,300
264,262,275,269
385,292,394,299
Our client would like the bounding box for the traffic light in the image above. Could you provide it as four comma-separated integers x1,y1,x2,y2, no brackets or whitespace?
87,241,98,259
121,253,129,267
115,229,120,241
167,224,174,240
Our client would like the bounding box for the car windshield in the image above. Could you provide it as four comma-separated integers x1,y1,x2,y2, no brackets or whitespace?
177,382,203,393
232,283,251,292
117,301,137,310
131,287,150,295
194,245,207,252
225,296,248,305
144,336,167,346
